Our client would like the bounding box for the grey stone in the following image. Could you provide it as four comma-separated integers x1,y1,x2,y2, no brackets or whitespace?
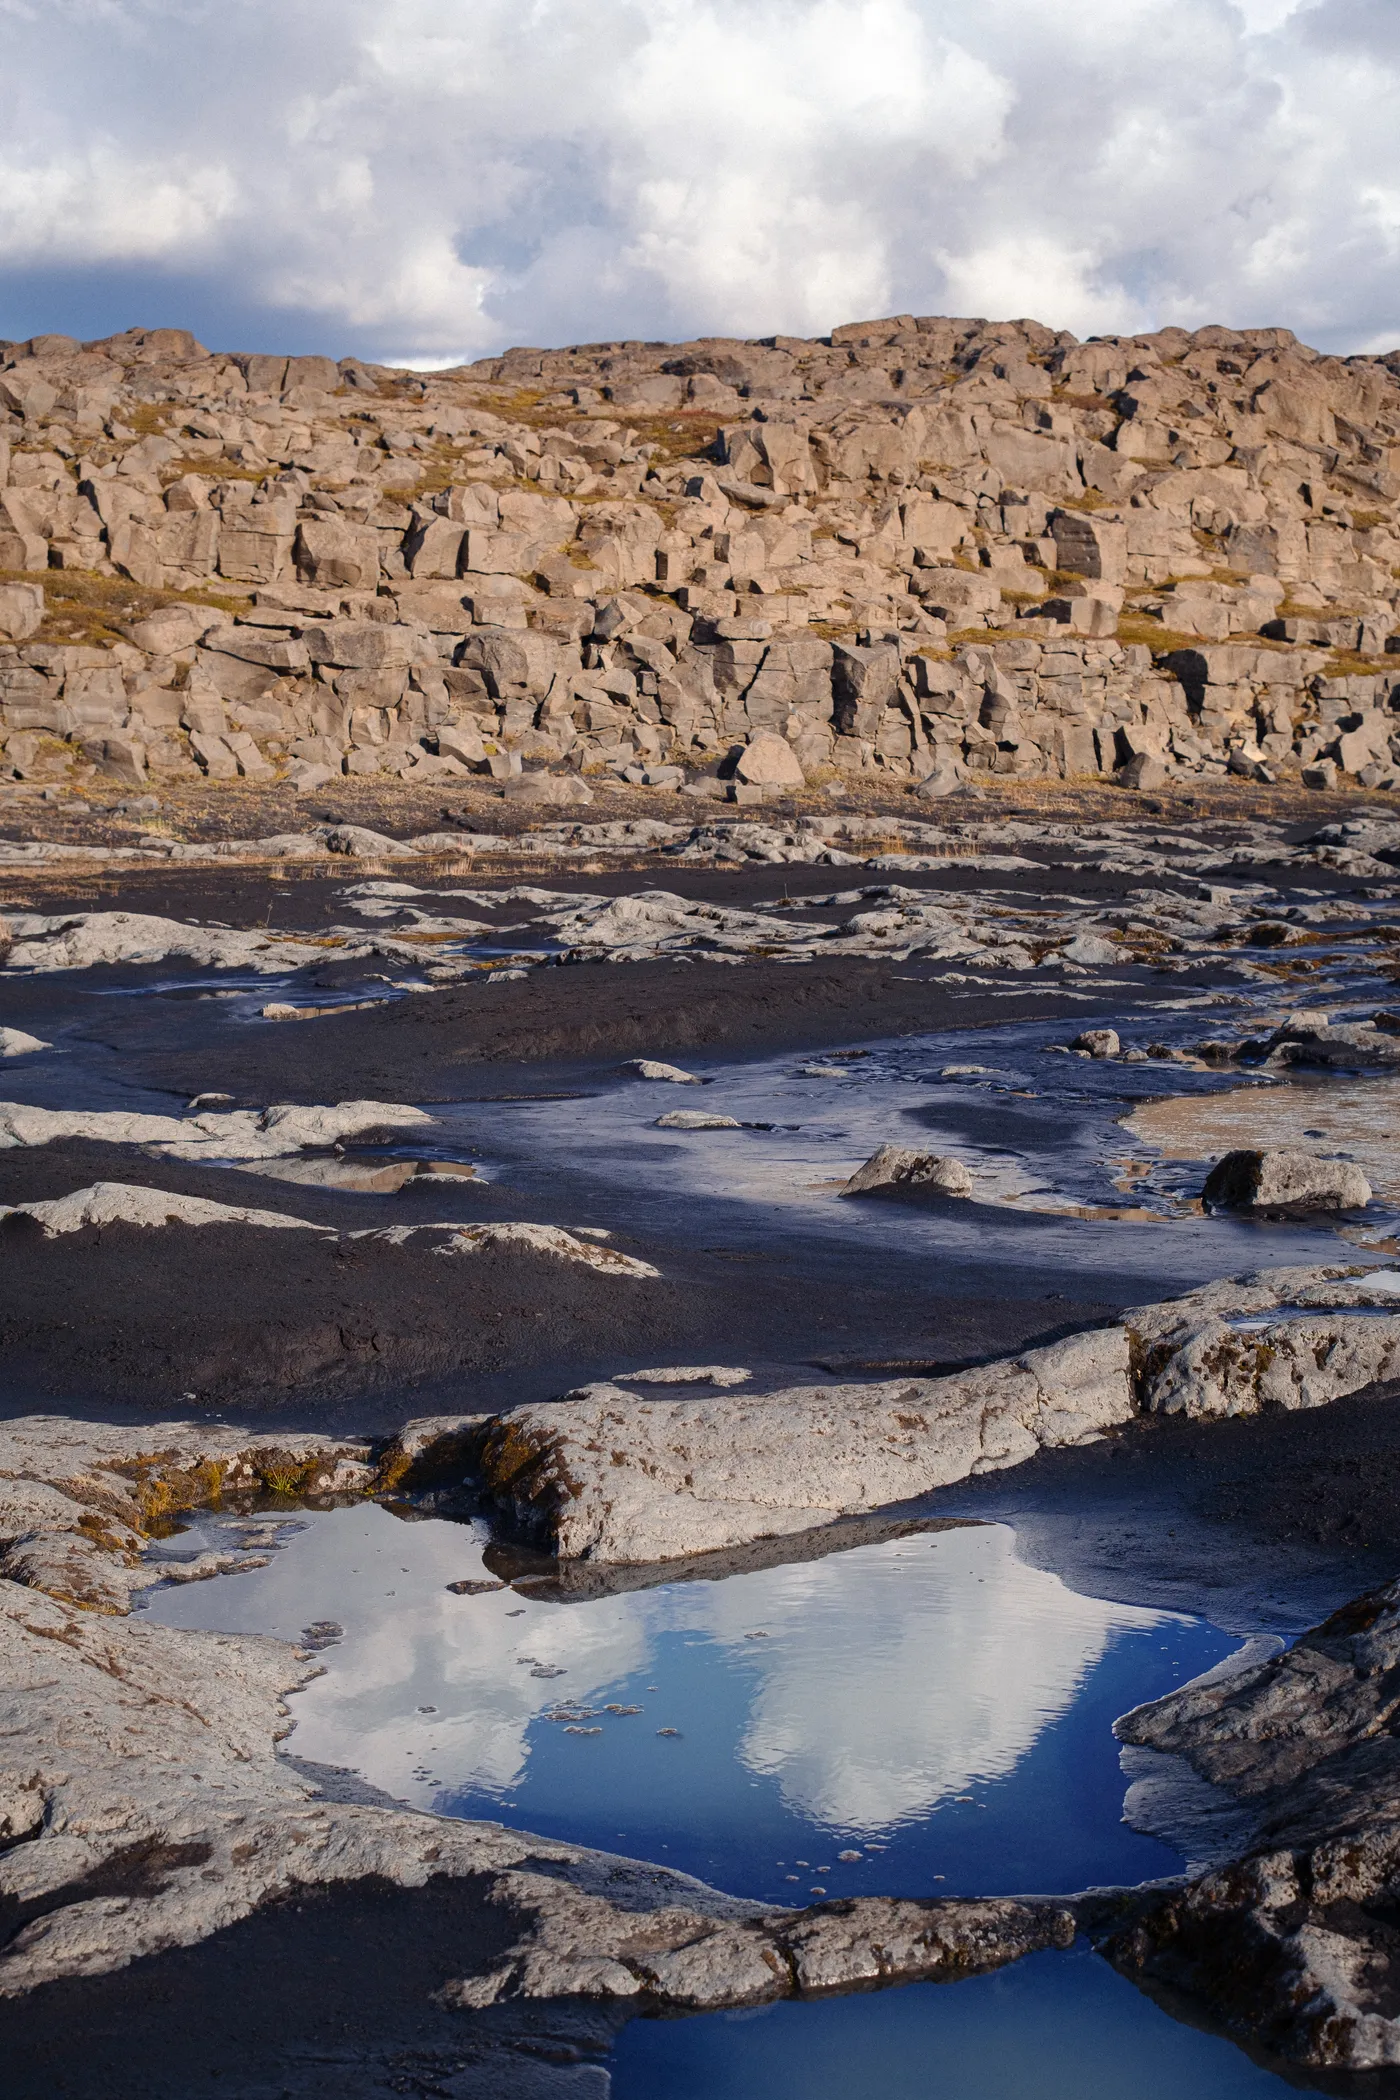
1202,1148,1373,1215
840,1145,974,1198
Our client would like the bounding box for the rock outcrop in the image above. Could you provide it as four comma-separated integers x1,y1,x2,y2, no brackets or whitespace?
473,1265,1400,1561
4,315,1400,797
1105,1575,1400,2069
1201,1146,1372,1214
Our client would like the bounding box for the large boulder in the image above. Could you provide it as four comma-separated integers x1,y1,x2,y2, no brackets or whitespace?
0,582,44,642
841,1145,974,1198
734,730,805,789
1202,1149,1372,1215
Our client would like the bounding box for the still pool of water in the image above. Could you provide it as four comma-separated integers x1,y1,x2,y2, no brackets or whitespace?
610,1945,1296,2100
143,1505,1237,1904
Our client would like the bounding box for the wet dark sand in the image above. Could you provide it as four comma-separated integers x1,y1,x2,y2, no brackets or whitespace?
0,1133,1123,1424
15,955,1221,1109
943,1379,1400,1636
0,1870,601,2100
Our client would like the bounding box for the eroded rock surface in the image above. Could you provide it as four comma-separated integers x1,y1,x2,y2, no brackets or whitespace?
1105,1576,1400,2068
476,1329,1134,1562
1201,1146,1372,1215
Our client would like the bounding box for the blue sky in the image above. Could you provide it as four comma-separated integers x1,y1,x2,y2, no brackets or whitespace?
0,0,1392,363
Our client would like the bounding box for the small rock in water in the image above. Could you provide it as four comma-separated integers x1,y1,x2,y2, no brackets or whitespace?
621,1058,702,1083
1061,934,1120,966
1201,1148,1373,1216
655,1109,742,1130
564,1725,602,1736
0,1027,50,1057
1070,1028,1121,1058
841,1145,974,1199
299,1621,343,1650
838,1850,863,1862
186,1092,234,1111
656,1727,681,1737
446,1577,506,1596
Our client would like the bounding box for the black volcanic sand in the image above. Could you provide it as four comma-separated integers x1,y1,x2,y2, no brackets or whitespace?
0,1137,1124,1424
13,954,1224,1108
0,1868,628,2100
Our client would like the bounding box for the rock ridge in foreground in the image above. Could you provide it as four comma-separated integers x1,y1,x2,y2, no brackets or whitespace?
474,1263,1400,1563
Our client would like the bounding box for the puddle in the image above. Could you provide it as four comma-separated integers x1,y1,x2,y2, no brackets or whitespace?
142,1506,1238,1904
609,1943,1297,2098
1124,1072,1400,1201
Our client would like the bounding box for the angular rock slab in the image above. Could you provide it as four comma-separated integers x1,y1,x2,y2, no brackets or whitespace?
476,1328,1134,1563
1202,1147,1372,1215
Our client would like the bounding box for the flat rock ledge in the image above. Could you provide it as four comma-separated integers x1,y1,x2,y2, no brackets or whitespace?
1101,1571,1400,2070
475,1262,1400,1563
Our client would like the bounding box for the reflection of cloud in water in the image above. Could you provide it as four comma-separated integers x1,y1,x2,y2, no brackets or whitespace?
695,1527,1151,1833
290,1533,651,1799
146,1509,1164,1830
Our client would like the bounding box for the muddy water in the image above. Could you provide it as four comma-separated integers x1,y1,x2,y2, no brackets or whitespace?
1126,1069,1400,1202
2,972,1370,1295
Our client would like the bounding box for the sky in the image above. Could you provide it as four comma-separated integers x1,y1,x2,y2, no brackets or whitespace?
0,0,1396,365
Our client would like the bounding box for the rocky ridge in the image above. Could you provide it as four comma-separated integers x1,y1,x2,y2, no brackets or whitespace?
4,315,1400,800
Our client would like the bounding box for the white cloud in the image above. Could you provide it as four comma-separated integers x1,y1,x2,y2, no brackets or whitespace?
0,0,1398,358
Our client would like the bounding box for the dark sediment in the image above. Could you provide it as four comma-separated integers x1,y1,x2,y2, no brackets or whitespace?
943,1379,1400,1634
9,952,1218,1107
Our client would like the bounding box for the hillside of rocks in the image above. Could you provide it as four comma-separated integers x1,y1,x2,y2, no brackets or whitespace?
3,312,1400,801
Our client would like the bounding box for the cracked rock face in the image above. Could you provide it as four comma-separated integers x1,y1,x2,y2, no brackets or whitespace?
1131,1263,1400,1419
1105,1577,1400,2068
6,314,1400,802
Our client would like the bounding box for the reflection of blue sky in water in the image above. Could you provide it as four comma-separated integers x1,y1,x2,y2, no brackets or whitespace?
145,1507,1236,1901
612,1945,1297,2100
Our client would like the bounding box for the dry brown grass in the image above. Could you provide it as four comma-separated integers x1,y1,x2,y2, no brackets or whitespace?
2,566,251,648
